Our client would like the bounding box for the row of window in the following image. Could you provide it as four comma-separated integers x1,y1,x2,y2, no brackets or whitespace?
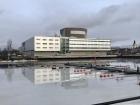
36,47,59,49
69,40,110,42
36,74,60,77
69,44,110,45
36,39,59,41
36,78,60,82
36,43,59,45
69,47,110,49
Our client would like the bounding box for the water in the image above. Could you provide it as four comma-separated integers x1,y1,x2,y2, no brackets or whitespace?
1,59,140,105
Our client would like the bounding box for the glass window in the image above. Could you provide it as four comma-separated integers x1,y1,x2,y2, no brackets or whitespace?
49,39,53,41
49,43,53,45
36,43,40,45
49,47,53,49
55,39,59,41
43,43,47,45
43,39,47,41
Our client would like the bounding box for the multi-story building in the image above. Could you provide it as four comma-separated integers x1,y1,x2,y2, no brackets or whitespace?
20,28,111,58
22,66,89,85
22,66,70,84
68,38,111,56
21,36,61,58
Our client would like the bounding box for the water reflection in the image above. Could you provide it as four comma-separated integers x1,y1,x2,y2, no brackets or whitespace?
22,65,90,87
61,79,88,89
4,68,14,82
1,60,140,105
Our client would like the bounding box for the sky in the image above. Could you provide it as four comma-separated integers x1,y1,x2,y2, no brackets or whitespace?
0,0,140,48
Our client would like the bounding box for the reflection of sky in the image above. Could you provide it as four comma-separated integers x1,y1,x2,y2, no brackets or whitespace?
0,0,137,47
22,66,90,85
1,60,140,105
111,61,140,69
0,67,140,105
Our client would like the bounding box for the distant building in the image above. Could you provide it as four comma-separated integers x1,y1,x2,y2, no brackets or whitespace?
20,27,111,58
22,66,70,84
20,36,61,58
132,40,138,49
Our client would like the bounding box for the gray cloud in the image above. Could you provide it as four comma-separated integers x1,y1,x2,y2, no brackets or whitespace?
0,0,140,48
49,2,140,47
0,10,4,14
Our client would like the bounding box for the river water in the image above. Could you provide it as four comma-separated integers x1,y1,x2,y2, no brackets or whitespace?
0,59,140,105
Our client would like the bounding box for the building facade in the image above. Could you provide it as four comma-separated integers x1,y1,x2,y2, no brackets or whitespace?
21,36,61,58
20,36,111,58
20,28,111,58
22,66,70,84
69,38,111,51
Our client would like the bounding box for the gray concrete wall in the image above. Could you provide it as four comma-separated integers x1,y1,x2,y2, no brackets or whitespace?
66,51,107,57
34,51,58,58
33,51,107,58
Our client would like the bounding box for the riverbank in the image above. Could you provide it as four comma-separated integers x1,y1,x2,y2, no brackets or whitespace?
0,60,38,67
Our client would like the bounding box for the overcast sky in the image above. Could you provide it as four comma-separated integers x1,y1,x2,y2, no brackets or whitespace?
0,0,140,48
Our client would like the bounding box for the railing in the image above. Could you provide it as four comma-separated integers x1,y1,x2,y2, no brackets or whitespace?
93,96,140,105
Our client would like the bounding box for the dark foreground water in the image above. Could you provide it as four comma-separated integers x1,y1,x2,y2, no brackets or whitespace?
1,59,140,105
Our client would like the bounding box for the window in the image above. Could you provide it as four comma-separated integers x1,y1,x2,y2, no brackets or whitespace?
37,75,41,77
49,78,53,81
36,39,40,40
49,39,53,41
55,43,59,45
55,78,59,80
49,47,53,49
43,79,47,81
55,47,59,49
49,43,53,45
36,47,40,49
55,39,59,41
36,43,40,45
43,47,47,49
43,43,47,45
49,74,53,76
43,39,47,41
55,73,59,76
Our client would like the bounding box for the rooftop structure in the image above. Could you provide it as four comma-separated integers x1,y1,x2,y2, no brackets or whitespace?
60,27,87,38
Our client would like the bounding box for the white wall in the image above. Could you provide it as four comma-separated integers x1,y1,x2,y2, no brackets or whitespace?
69,38,111,51
21,36,111,54
22,36,61,52
34,36,60,51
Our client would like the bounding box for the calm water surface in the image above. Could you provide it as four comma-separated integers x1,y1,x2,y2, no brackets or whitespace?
1,59,140,105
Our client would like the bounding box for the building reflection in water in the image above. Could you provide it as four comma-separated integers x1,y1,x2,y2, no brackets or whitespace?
5,68,15,82
61,79,88,89
22,65,89,88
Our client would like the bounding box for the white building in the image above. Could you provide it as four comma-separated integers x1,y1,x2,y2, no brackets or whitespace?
21,36,61,58
22,66,89,85
20,36,111,58
69,38,111,51
22,66,70,84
